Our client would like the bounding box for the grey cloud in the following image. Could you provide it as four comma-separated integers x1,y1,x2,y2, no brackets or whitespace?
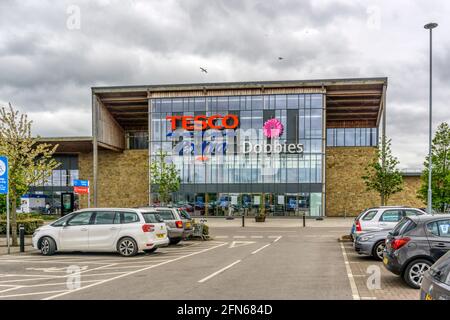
0,0,449,169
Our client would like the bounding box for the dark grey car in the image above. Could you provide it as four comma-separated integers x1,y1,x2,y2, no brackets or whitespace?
354,229,390,260
383,214,450,289
420,250,450,300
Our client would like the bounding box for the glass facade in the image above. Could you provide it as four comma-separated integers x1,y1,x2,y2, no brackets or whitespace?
149,94,324,216
326,127,378,147
28,155,79,212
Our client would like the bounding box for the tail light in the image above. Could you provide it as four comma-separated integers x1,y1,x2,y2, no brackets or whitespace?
142,224,155,232
391,237,410,250
175,220,183,228
355,220,362,232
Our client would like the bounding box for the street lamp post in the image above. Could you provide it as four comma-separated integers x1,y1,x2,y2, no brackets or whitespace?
424,22,438,214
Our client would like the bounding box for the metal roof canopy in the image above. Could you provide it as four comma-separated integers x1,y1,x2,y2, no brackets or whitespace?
92,77,387,131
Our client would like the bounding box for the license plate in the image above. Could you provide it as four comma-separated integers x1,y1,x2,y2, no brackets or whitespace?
383,257,388,265
156,234,165,238
425,293,433,300
186,222,191,228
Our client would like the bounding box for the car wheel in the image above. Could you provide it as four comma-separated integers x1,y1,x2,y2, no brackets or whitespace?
169,237,182,245
143,248,158,254
372,240,386,261
117,237,138,257
40,237,56,256
403,259,432,289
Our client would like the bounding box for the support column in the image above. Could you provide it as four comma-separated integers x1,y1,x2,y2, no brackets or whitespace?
148,91,152,206
321,90,327,217
92,93,98,207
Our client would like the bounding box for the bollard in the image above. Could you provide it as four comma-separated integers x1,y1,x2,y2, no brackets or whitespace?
303,213,306,228
242,214,245,227
19,225,25,252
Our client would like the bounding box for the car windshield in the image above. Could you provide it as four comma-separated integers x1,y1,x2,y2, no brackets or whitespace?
178,209,191,220
141,212,164,223
51,213,75,226
355,209,368,220
391,218,415,236
429,251,450,285
155,210,175,220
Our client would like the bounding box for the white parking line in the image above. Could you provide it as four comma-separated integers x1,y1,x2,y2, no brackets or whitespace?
213,236,229,239
198,260,241,283
42,242,228,300
251,244,271,255
0,290,68,299
250,236,263,239
340,242,360,300
233,236,246,239
0,286,23,294
272,236,282,242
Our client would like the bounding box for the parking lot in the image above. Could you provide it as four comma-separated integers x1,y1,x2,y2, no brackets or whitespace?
0,222,420,300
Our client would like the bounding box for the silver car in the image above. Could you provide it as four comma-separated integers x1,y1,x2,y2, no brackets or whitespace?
150,207,193,244
354,229,390,260
420,250,450,300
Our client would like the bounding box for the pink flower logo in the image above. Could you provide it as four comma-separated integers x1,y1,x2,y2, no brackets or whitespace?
263,118,284,138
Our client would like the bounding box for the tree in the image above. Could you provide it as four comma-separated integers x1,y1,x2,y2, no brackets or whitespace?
150,149,180,205
0,104,60,245
418,122,450,212
362,137,403,206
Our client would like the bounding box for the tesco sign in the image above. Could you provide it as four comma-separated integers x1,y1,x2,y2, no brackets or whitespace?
166,114,239,130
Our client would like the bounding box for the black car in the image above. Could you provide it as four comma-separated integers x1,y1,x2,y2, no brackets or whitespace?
420,250,450,300
383,214,450,289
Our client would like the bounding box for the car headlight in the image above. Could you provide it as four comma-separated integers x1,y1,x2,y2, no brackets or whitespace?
359,235,374,242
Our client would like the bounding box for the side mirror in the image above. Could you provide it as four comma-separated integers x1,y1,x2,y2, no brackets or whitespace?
62,221,68,227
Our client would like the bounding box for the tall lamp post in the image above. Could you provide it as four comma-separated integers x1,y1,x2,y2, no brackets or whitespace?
424,22,438,214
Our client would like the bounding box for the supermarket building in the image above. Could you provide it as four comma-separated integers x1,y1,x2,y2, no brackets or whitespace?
33,78,424,217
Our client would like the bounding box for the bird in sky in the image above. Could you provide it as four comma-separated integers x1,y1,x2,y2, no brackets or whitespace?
200,67,208,73
278,57,284,60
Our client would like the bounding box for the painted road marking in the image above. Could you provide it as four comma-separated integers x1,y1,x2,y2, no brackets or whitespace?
0,290,68,299
198,260,242,283
233,236,246,239
251,244,271,255
250,236,263,239
340,242,360,300
41,242,228,300
273,236,282,242
228,241,255,248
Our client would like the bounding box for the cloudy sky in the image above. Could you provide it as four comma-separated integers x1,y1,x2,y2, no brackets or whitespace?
0,0,449,169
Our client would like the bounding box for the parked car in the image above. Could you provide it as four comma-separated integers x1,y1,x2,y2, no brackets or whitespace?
383,214,450,288
354,229,390,260
32,208,169,257
145,207,193,244
420,250,450,300
350,206,426,239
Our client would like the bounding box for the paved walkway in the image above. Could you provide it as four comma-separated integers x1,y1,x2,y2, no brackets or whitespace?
0,236,33,255
197,216,354,228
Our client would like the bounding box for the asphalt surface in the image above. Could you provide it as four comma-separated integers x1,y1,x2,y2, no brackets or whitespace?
0,226,356,300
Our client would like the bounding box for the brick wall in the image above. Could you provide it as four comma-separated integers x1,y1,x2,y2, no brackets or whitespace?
78,149,149,208
325,147,424,216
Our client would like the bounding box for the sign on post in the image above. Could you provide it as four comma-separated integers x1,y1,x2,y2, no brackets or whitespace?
73,179,90,208
0,156,7,194
0,156,10,254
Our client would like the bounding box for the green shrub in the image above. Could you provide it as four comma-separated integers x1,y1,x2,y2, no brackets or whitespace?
0,218,44,235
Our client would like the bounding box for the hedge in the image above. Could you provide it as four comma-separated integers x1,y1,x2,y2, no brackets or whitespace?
0,218,44,235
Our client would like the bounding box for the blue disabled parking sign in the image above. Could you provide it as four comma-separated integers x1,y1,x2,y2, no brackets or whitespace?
0,156,8,194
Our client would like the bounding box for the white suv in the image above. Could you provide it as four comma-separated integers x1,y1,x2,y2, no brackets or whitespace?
351,206,427,238
32,208,169,257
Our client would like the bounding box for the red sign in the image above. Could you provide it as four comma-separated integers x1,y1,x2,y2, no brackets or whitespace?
74,186,89,194
166,114,239,130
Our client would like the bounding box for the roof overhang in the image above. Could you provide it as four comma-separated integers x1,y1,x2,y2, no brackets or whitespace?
92,77,387,130
37,136,114,153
